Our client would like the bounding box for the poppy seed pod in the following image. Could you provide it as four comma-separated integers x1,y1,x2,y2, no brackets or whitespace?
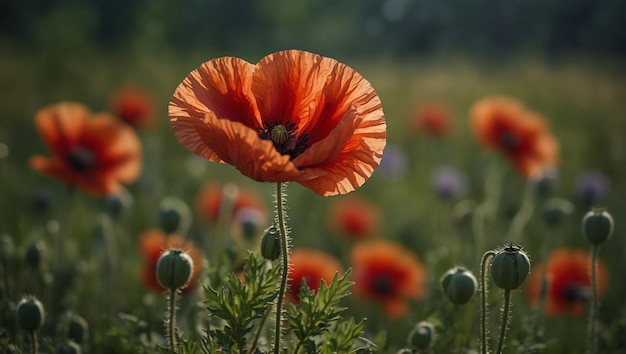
408,321,436,350
490,246,531,290
68,315,89,345
24,241,46,269
156,249,194,290
440,267,477,305
54,341,82,354
582,209,614,246
260,225,281,261
158,197,191,235
16,296,45,332
541,198,573,227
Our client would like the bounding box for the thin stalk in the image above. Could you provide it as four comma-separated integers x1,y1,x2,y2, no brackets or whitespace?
28,331,37,354
506,179,536,243
588,245,599,354
273,182,290,354
495,289,511,354
248,305,272,354
472,166,503,259
480,250,496,354
168,289,177,352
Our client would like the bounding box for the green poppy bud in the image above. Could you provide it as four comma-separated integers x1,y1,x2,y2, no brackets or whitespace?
440,267,477,305
408,321,436,350
260,225,281,261
68,315,89,345
582,209,613,246
54,341,82,354
156,249,194,290
16,296,45,332
158,197,191,235
490,245,531,290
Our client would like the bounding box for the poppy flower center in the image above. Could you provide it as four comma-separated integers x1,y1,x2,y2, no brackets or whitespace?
560,282,590,302
499,131,519,151
66,147,95,172
372,275,395,296
258,120,309,160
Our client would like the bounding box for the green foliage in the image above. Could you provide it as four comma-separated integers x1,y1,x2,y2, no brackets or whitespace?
286,269,370,353
204,252,279,353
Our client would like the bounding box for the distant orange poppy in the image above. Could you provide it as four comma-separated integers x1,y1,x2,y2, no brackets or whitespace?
169,50,386,196
410,102,452,138
526,248,608,316
139,228,203,293
350,240,426,318
327,195,380,240
109,85,156,129
30,102,142,196
470,96,558,178
287,248,343,303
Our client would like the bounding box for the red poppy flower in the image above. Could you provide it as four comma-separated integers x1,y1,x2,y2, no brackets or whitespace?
29,102,142,196
327,195,380,240
195,182,267,224
287,248,343,303
350,240,426,318
470,96,558,178
169,50,386,196
526,248,608,316
109,85,156,129
139,229,203,293
410,102,452,138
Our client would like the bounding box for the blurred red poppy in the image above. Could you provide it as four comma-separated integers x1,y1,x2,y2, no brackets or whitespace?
139,228,203,293
410,102,452,138
169,50,386,196
287,248,343,303
30,102,142,196
109,85,156,129
526,248,608,316
195,182,266,224
470,96,558,178
327,195,380,240
350,240,426,318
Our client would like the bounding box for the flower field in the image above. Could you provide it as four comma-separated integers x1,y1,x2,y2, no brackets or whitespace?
0,23,624,354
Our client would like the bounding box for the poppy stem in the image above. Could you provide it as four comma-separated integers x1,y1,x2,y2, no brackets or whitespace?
273,182,290,354
588,244,599,354
480,250,496,354
495,289,511,354
167,288,177,352
28,331,37,354
506,179,536,243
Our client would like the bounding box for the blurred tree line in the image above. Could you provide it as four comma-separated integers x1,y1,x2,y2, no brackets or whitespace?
1,0,624,59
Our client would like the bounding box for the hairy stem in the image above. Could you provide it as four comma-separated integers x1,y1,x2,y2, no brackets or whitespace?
168,289,177,352
273,182,290,354
588,245,599,354
28,331,37,354
495,289,511,354
480,250,496,354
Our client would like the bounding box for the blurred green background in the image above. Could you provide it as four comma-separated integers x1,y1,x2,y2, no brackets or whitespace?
0,1,624,353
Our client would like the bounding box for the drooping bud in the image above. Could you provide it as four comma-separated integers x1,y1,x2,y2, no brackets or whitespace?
440,267,477,305
158,197,191,235
408,320,436,350
16,296,45,332
156,249,194,290
582,209,614,246
490,245,531,290
260,225,281,261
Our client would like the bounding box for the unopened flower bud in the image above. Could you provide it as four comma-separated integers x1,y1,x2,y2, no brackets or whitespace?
158,197,191,234
490,245,531,290
260,225,281,261
156,249,193,290
16,296,45,332
25,241,46,269
582,209,613,246
440,267,477,305
68,315,89,345
54,341,82,354
408,321,436,350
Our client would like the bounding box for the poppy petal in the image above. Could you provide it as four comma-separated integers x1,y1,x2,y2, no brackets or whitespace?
35,102,90,155
170,56,260,127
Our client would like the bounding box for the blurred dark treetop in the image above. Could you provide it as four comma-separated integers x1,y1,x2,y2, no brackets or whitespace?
1,0,624,59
